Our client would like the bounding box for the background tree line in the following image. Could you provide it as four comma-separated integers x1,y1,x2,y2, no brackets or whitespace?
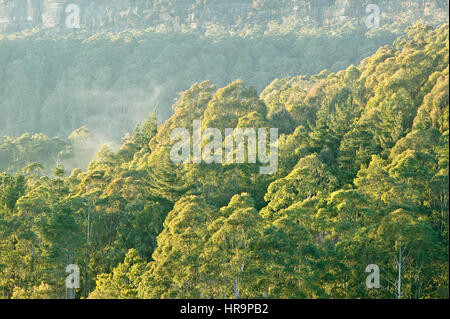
1,1,449,33
0,0,448,145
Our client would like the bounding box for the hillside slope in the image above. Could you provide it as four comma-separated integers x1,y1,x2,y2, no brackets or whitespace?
0,23,448,299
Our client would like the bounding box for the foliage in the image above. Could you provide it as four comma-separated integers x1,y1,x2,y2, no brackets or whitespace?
0,21,448,299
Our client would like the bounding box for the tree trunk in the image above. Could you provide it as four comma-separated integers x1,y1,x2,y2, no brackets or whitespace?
396,246,402,299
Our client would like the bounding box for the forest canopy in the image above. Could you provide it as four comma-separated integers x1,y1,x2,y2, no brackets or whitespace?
0,0,448,144
0,15,448,299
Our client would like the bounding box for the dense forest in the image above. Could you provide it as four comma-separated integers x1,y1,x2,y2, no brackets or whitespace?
0,1,448,142
0,1,449,300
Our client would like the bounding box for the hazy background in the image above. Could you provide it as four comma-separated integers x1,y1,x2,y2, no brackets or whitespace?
1,0,448,171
